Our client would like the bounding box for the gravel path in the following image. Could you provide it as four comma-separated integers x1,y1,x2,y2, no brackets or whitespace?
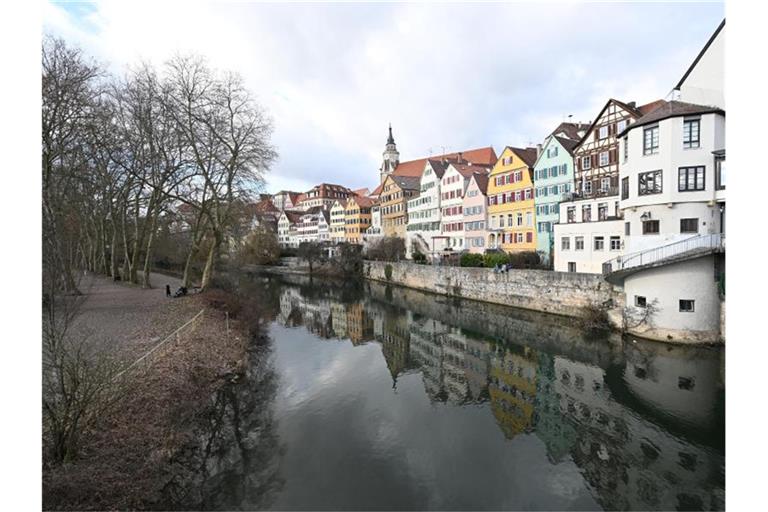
70,271,190,358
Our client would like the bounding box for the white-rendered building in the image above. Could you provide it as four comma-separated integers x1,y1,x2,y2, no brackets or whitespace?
405,159,448,257
363,204,383,249
605,21,725,343
330,200,347,244
554,196,624,274
277,211,302,248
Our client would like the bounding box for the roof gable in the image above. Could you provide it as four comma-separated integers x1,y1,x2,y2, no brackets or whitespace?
676,19,725,91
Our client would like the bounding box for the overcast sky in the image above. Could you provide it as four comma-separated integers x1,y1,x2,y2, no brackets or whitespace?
44,1,724,194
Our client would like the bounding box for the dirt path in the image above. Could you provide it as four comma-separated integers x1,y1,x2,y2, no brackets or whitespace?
70,271,190,358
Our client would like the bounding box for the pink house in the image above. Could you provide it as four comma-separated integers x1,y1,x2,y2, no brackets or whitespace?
462,172,489,254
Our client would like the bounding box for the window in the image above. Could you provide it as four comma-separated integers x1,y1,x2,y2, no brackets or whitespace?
716,158,725,190
561,237,570,250
599,126,609,139
639,170,663,195
679,299,695,312
635,296,647,308
643,125,659,155
567,207,576,223
599,151,609,166
598,203,608,220
568,262,576,272
582,205,591,222
680,218,699,233
642,220,660,234
584,181,592,195
625,222,630,236
610,236,621,251
679,166,705,191
623,136,628,162
617,119,627,134
582,156,591,170
622,177,629,200
594,236,604,251
683,118,700,148
601,177,611,192
575,236,584,250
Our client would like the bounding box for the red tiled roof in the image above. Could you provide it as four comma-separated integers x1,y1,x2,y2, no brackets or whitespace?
369,146,497,196
349,195,376,208
351,187,370,197
470,172,489,195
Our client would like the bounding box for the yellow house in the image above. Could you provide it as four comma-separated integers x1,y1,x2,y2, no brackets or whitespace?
344,195,375,244
486,146,539,252
380,174,420,238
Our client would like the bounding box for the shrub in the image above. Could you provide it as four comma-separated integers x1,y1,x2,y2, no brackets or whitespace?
580,303,612,333
484,251,510,269
334,243,364,276
508,251,543,269
235,227,280,266
366,236,405,262
412,251,427,264
384,264,393,281
460,253,485,267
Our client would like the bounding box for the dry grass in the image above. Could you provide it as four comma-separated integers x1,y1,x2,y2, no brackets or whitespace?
43,292,250,511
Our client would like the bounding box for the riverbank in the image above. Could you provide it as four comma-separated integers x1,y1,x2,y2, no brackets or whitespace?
256,261,723,344
43,274,253,510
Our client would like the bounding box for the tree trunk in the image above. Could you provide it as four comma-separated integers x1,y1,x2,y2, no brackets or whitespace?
141,214,159,288
110,219,118,280
200,235,220,291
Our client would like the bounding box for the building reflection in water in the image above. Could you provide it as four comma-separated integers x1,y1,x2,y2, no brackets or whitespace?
275,278,724,511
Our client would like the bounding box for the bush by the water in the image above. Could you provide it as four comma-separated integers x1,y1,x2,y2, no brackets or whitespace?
482,250,546,269
366,236,405,262
460,253,485,267
412,251,427,264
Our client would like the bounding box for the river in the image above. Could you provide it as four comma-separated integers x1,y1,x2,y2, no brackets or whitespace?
185,272,725,511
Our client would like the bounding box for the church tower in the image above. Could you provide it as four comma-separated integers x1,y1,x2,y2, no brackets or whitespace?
380,124,400,184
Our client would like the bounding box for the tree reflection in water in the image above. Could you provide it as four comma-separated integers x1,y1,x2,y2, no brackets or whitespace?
160,286,285,510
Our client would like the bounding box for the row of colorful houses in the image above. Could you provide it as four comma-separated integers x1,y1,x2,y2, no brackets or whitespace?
263,20,725,342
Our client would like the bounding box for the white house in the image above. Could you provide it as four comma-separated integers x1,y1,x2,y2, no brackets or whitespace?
553,196,624,274
605,20,725,343
277,211,302,248
330,200,347,243
405,159,448,257
363,204,383,250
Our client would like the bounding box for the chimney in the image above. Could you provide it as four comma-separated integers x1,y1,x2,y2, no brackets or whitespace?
457,152,463,163
536,144,543,157
627,101,637,108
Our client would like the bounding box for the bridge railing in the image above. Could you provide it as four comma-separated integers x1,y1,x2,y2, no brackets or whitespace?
602,233,724,275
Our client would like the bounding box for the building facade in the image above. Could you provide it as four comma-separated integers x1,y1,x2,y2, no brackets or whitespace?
440,162,490,250
554,196,624,273
297,183,354,210
363,204,383,249
405,160,447,257
330,200,347,243
345,195,375,245
277,211,302,248
486,147,538,252
532,132,581,263
380,174,420,239
463,173,489,254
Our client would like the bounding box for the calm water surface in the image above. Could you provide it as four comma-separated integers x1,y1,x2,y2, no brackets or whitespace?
194,274,724,511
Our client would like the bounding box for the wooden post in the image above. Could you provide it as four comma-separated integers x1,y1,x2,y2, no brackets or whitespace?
225,311,230,338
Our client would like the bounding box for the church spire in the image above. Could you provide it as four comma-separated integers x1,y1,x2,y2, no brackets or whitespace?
380,123,400,184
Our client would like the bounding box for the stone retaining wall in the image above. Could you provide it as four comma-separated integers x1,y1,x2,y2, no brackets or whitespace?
363,261,625,326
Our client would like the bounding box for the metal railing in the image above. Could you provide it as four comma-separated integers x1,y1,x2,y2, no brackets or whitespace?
602,233,724,275
114,308,205,381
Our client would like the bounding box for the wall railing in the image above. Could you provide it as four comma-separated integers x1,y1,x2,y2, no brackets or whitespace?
602,233,724,275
